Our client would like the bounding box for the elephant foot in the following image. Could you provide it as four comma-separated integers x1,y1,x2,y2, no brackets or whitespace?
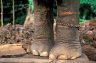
53,54,89,63
49,43,82,60
30,40,51,57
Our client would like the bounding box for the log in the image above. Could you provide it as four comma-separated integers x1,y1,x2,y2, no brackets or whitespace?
0,44,25,56
0,44,93,63
0,56,91,63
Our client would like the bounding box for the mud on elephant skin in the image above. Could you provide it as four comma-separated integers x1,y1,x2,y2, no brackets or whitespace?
30,0,82,60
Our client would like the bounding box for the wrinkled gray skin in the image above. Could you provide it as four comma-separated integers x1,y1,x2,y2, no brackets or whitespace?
30,0,82,60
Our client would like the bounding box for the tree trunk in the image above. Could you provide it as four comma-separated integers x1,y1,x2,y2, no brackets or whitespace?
1,0,4,27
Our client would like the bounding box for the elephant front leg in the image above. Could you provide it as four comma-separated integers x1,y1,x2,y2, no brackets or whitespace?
49,0,82,59
30,0,54,57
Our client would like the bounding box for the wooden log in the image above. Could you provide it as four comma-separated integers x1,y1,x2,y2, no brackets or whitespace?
0,58,52,63
0,44,25,56
89,61,96,63
0,44,93,63
0,54,91,63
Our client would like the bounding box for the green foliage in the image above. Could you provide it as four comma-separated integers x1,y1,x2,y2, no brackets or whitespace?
1,0,96,25
28,0,34,12
80,19,90,23
80,0,96,13
0,0,28,25
80,0,96,22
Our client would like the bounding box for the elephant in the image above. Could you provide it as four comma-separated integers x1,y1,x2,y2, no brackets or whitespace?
30,0,82,60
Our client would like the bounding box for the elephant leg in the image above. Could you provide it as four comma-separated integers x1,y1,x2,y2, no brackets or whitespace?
30,0,54,56
49,0,82,59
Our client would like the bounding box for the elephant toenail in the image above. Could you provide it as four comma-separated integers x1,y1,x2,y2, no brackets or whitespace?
32,50,39,55
71,56,77,59
49,54,56,60
40,52,48,56
58,55,68,60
